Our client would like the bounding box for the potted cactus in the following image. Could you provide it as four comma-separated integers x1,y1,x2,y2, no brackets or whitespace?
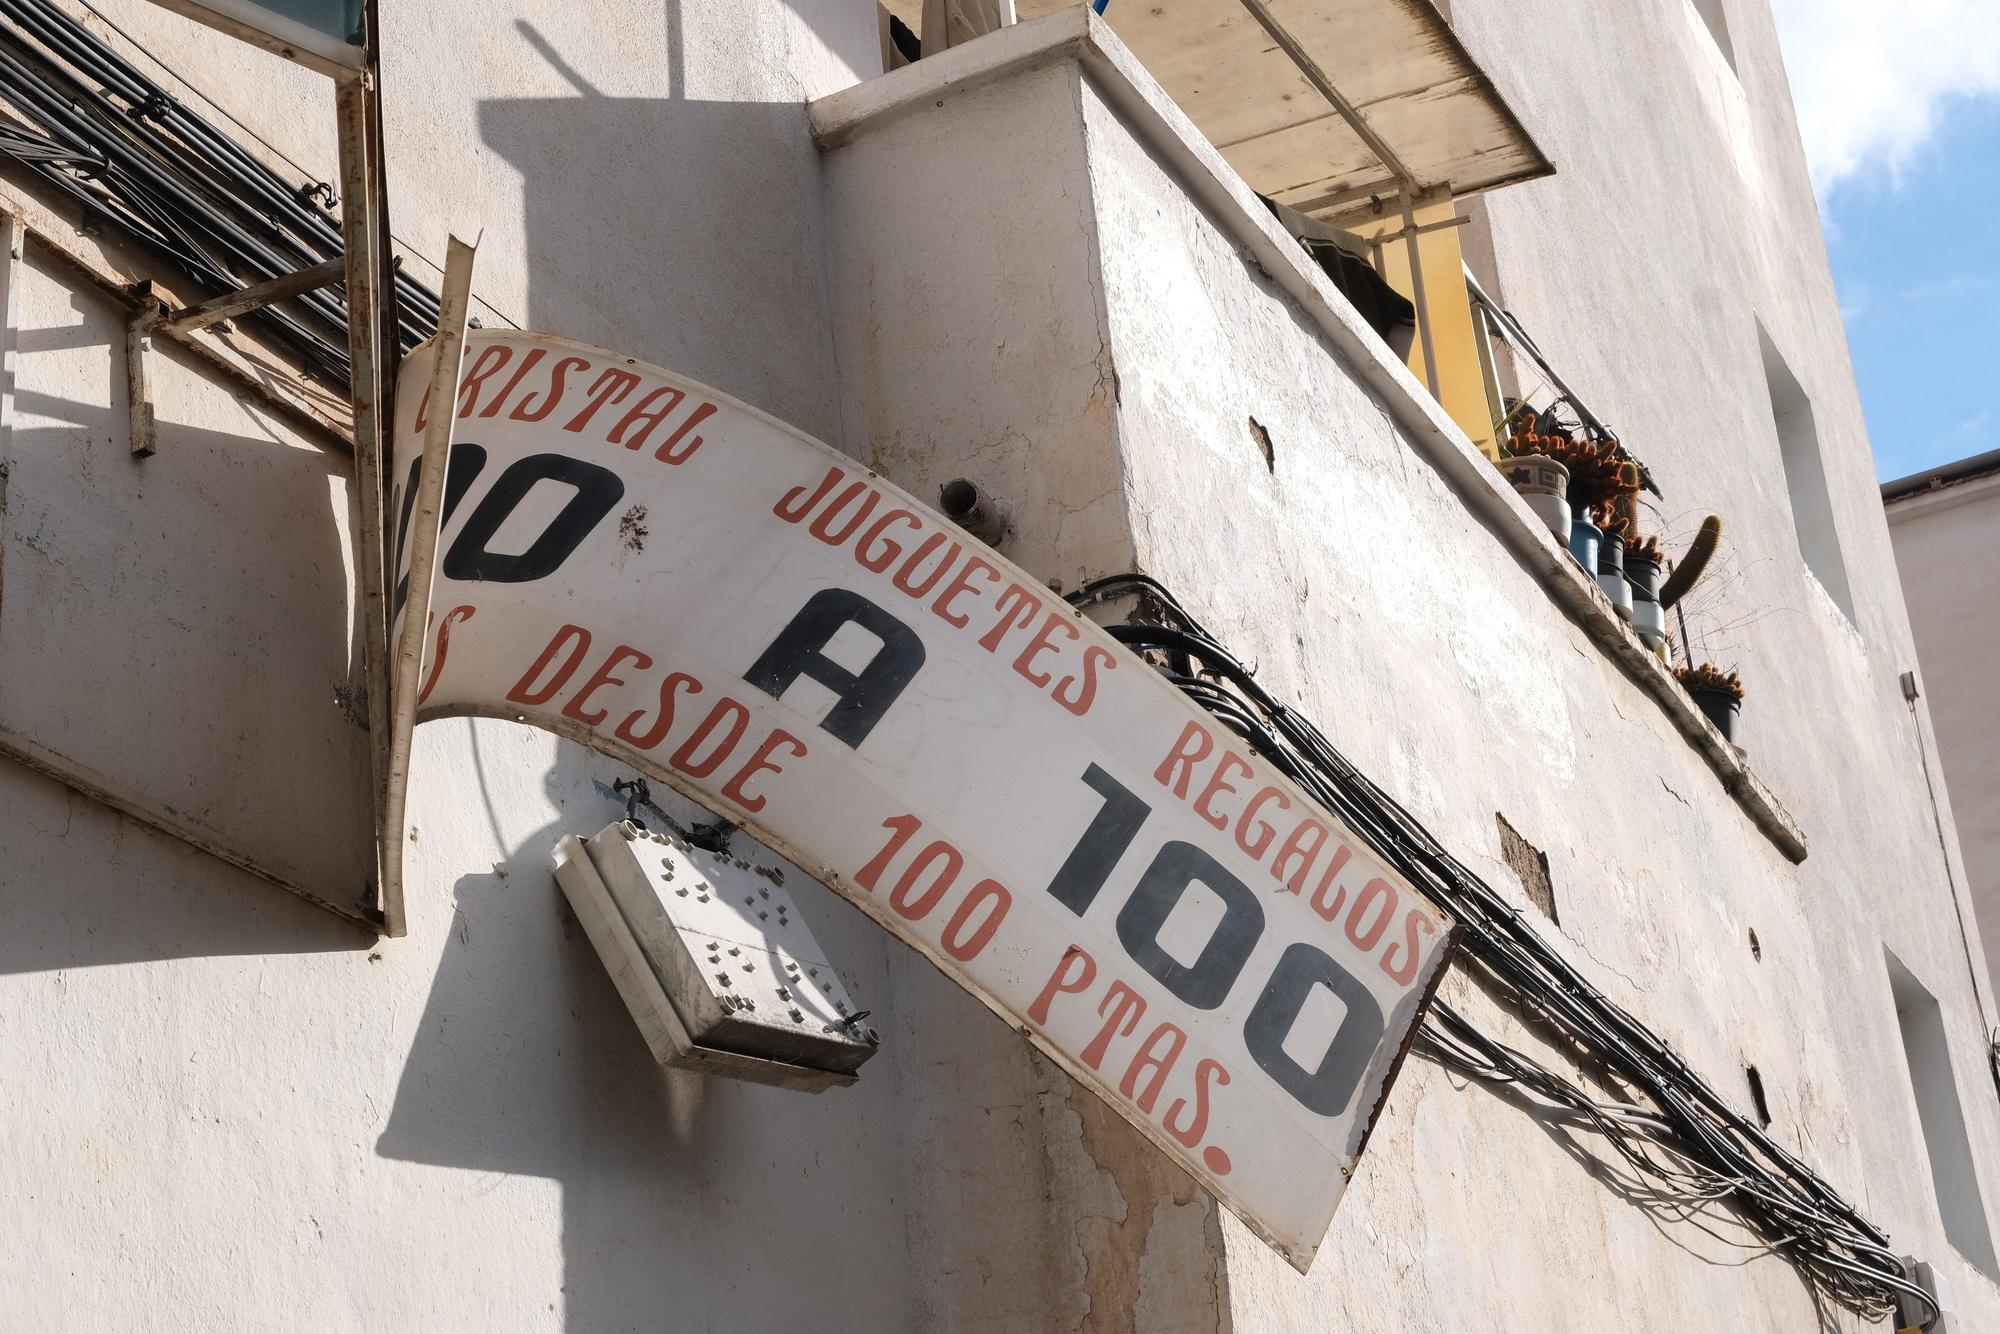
1507,421,1641,576
1675,663,1744,743
1625,533,1666,651
1593,503,1633,622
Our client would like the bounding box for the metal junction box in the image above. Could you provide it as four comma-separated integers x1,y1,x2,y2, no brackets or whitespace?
554,820,877,1092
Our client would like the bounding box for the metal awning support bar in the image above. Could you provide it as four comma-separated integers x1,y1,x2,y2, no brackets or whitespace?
124,257,345,457
157,256,345,336
333,57,402,936
1398,183,1440,399
1233,0,1443,398
378,233,477,942
1233,0,1415,183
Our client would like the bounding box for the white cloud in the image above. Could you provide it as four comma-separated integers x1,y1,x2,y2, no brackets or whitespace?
1770,0,2000,197
1900,274,1992,302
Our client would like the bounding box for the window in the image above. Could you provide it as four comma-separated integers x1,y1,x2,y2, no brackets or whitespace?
1887,949,2000,1277
1759,323,1856,620
1687,0,1736,73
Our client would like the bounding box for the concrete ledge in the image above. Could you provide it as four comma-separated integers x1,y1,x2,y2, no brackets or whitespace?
810,9,1807,864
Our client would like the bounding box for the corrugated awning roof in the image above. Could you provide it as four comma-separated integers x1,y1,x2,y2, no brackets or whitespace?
888,0,1554,223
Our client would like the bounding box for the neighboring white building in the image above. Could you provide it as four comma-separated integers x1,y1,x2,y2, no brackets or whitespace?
1,0,1996,1330
1887,451,2000,1020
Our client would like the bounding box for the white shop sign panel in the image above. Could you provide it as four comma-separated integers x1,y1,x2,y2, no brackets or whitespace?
391,329,1455,1270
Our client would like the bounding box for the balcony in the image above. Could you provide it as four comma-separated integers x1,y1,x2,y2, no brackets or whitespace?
812,7,1804,861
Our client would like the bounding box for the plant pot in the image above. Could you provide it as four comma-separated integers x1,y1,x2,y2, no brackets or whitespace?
1506,454,1570,543
1595,531,1631,621
1626,554,1665,649
1689,688,1740,743
1568,516,1601,575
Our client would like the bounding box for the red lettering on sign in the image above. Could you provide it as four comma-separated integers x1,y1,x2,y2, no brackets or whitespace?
807,481,879,545
1193,750,1252,833
454,344,512,419
1122,1022,1188,1113
480,347,546,418
718,728,806,813
1308,844,1354,922
1272,819,1328,895
857,509,921,572
1082,980,1147,1069
1154,721,1214,799
669,697,751,778
1012,611,1079,689
1382,908,1437,987
1052,645,1115,717
775,465,844,523
655,402,714,464
891,532,958,598
1236,786,1290,859
1166,1059,1232,1175
607,385,686,451
613,671,702,750
564,368,640,433
511,356,590,423
507,624,593,705
773,468,1111,716
418,604,476,705
562,644,653,727
979,583,1041,651
1031,944,1097,1024
932,554,1000,629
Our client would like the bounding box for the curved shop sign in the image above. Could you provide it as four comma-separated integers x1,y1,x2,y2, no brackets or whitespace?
391,330,1455,1270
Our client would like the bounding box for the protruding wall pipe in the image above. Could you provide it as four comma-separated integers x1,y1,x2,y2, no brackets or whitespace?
939,477,1006,547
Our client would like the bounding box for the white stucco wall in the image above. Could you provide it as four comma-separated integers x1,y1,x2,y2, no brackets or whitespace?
821,9,2000,1331
2,0,1994,1331
1889,474,2000,1005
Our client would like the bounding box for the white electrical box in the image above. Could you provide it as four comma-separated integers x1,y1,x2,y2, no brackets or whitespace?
553,820,877,1091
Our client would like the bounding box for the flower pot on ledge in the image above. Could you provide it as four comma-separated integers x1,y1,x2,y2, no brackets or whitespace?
1689,688,1741,743
1505,455,1570,543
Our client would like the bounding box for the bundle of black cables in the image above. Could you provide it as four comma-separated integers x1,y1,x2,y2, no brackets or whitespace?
0,0,444,388
1067,571,1935,1328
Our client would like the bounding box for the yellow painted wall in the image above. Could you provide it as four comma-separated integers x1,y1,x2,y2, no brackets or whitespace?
1351,197,1500,459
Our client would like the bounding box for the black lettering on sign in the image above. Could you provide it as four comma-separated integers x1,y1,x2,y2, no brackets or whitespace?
743,588,925,748
1117,841,1264,1010
1046,763,1152,915
392,442,488,617
1244,942,1383,1116
441,452,626,584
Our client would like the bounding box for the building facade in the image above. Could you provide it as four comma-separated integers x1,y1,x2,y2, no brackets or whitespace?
1887,452,2000,1036
1,0,1996,1330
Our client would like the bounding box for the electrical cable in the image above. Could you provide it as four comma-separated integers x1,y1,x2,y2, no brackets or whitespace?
1067,571,1938,1328
0,0,446,391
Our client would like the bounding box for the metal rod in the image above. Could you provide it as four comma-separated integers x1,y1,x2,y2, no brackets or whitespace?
1280,174,1405,219
334,72,399,935
380,234,475,943
1233,0,1416,183
159,256,345,334
126,282,160,457
1464,267,1615,444
1399,183,1440,400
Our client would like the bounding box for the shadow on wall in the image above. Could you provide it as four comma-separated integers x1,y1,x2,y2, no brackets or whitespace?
0,292,371,967
474,2,877,445
377,7,1085,1329
0,761,365,973
373,734,915,1333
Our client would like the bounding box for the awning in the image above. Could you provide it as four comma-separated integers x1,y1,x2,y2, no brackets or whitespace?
888,0,1554,224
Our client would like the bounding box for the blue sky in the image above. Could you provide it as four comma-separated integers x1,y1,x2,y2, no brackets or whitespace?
1822,103,2000,482
1771,1,1999,482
